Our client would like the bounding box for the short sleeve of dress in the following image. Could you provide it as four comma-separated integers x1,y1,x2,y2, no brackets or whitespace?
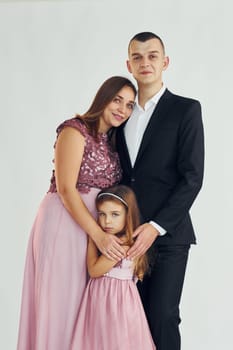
48,116,122,194
56,117,88,137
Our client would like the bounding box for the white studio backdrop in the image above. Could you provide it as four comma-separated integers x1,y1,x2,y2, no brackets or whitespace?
0,0,231,349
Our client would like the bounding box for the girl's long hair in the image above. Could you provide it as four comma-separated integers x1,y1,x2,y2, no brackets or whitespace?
75,76,136,139
96,185,148,281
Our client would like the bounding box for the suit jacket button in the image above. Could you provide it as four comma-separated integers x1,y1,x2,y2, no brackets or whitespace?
131,178,135,182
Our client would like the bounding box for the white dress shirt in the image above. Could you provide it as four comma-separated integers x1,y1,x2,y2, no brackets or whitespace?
124,85,167,236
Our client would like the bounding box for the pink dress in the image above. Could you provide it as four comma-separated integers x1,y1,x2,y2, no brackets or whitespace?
17,118,122,350
71,259,156,350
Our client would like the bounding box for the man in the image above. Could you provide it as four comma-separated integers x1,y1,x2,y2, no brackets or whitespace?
116,32,204,350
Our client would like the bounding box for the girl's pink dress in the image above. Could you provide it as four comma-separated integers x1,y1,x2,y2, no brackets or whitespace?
71,258,156,350
17,118,122,350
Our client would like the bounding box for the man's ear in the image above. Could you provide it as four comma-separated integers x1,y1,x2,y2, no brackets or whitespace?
126,60,132,73
163,56,169,71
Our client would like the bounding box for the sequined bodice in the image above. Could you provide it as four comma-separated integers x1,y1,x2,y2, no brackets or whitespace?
48,118,122,193
104,258,135,280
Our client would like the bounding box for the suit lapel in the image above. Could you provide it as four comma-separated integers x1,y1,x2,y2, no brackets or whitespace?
117,124,133,171
134,89,175,167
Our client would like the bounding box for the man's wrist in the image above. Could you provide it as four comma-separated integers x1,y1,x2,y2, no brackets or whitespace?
149,221,167,236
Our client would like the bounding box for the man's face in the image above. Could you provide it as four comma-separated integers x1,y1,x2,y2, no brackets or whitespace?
127,38,169,88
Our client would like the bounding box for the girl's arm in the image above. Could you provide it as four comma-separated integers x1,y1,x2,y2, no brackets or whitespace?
55,127,124,259
87,238,129,278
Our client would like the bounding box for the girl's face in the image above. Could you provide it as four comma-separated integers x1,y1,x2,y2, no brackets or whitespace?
98,86,135,133
97,200,127,235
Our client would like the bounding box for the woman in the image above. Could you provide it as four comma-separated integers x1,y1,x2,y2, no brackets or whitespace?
17,76,136,350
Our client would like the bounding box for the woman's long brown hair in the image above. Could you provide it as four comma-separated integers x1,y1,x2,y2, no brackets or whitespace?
75,76,136,139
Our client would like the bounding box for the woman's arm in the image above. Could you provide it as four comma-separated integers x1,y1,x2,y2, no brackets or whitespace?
55,127,124,259
87,238,129,278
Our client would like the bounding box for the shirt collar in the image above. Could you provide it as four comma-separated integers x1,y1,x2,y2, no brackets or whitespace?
135,84,167,111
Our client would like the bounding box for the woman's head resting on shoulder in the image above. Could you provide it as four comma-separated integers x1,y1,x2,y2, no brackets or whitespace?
96,185,140,244
76,76,136,137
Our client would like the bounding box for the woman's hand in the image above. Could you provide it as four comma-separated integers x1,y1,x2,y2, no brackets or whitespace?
94,231,125,261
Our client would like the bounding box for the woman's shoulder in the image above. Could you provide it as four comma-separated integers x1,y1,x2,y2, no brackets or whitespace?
56,117,89,137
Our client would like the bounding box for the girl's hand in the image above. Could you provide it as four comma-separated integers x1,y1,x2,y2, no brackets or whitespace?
94,232,125,261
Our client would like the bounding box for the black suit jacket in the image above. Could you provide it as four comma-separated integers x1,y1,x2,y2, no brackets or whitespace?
116,89,204,245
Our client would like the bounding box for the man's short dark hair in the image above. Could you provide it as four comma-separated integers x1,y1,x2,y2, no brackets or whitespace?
128,32,165,54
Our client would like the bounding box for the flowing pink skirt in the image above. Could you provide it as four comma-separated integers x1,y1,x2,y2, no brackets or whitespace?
17,189,100,350
71,276,156,350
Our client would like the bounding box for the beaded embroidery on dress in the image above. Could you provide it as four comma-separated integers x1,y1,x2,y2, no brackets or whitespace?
49,117,122,193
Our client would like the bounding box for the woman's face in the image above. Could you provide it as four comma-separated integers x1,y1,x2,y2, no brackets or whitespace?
99,86,135,133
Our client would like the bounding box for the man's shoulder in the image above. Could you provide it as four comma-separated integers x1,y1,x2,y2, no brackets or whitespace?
165,89,201,106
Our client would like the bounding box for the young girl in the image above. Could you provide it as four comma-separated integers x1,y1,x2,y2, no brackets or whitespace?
71,185,156,350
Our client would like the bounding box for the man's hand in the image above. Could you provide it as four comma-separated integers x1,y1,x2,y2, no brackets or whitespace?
127,223,159,259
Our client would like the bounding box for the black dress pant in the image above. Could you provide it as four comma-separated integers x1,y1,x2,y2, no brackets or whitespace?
137,244,190,350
